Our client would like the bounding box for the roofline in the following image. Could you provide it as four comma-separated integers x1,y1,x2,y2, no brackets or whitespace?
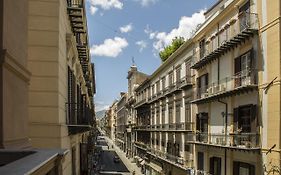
204,0,223,16
149,39,193,80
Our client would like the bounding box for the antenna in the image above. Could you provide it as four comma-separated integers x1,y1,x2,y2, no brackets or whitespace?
132,56,136,66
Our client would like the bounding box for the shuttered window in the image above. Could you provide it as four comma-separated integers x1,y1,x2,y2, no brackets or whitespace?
233,104,257,133
197,152,204,170
233,161,255,175
210,157,221,175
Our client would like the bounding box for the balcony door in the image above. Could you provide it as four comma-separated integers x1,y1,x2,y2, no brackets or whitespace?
233,104,257,133
233,161,255,175
210,157,221,175
239,1,250,31
197,73,208,98
234,50,252,87
196,113,208,142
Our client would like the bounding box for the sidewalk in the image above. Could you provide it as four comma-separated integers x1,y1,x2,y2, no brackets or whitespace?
104,136,143,175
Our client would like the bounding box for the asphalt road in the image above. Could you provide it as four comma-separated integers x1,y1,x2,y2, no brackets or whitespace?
100,150,129,173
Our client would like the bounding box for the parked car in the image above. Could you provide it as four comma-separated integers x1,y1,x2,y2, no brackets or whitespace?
113,155,120,163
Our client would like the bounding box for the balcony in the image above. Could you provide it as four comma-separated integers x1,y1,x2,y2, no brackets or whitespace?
189,132,260,151
180,76,192,89
0,149,67,175
191,12,259,69
66,102,93,135
148,148,192,170
149,122,194,132
192,69,257,104
67,0,86,33
134,141,148,150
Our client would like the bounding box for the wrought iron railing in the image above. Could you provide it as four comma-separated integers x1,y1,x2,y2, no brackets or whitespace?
191,12,259,67
195,69,257,100
194,132,260,149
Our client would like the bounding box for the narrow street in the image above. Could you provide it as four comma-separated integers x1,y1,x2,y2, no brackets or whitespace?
92,134,136,175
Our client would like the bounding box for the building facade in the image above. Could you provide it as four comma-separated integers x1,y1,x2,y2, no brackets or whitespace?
116,92,128,152
134,40,195,175
190,0,280,174
126,65,148,158
27,0,96,174
131,1,281,175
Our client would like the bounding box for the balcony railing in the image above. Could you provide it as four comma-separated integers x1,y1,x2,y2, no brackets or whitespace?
134,141,148,150
192,132,260,149
65,102,93,135
191,12,259,69
194,69,257,103
180,76,192,88
148,148,191,168
149,122,193,131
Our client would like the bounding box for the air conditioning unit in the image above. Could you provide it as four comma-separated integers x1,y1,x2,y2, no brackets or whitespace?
201,93,208,98
207,87,213,95
219,84,226,91
214,85,220,93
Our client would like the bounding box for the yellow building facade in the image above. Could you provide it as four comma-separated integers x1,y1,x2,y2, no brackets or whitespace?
28,0,95,174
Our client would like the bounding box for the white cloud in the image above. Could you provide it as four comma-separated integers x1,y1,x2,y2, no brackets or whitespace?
146,10,206,51
90,6,98,15
135,40,147,52
90,37,128,57
88,0,123,15
119,23,133,33
135,0,158,6
95,101,110,111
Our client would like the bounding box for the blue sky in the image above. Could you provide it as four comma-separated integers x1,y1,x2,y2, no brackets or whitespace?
86,0,217,111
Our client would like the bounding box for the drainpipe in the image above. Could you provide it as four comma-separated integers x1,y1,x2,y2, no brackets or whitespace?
0,0,3,148
218,100,227,175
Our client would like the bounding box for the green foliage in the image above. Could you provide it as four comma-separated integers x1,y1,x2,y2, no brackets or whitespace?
159,37,185,62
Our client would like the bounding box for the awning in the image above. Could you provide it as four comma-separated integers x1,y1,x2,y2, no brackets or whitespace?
140,160,145,165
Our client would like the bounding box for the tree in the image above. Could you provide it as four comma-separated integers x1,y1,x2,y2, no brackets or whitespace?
159,37,185,62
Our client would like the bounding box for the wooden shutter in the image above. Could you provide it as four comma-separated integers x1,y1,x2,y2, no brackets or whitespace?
209,157,214,175
235,57,241,74
197,152,204,170
233,108,239,131
233,161,239,175
217,157,222,175
205,73,209,87
250,104,257,132
250,164,255,175
196,114,200,131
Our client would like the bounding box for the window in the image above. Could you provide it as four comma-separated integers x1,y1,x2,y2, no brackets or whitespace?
184,144,191,152
176,66,181,83
234,50,253,87
210,157,221,175
196,113,208,142
233,105,257,133
239,1,250,31
233,161,255,175
168,71,174,86
185,60,191,79
156,81,160,93
199,39,206,58
197,152,204,171
161,100,166,124
168,97,173,124
197,73,208,98
161,77,166,90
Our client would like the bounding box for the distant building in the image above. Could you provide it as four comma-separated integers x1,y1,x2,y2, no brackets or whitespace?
134,40,194,175
116,92,128,151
